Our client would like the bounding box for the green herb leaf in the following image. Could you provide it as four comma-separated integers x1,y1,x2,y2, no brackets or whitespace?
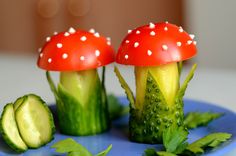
114,66,135,108
163,126,188,154
156,151,177,156
96,144,112,156
144,148,158,156
51,138,92,156
185,133,232,154
144,149,177,156
184,112,223,129
107,94,129,120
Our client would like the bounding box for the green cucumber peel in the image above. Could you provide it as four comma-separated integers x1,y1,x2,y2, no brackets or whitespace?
14,96,27,110
101,67,109,119
177,62,183,76
0,103,28,153
47,70,110,135
14,94,55,148
130,71,181,143
46,71,60,102
56,79,109,135
114,66,135,108
176,64,197,101
101,66,106,89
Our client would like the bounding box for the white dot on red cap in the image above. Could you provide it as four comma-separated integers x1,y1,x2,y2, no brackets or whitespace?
147,50,152,56
162,45,168,51
106,37,111,41
40,53,43,58
57,43,63,48
177,42,182,47
69,27,76,34
125,40,130,43
89,28,95,33
136,30,140,34
64,32,70,36
95,50,100,56
128,30,132,34
187,40,193,44
38,48,42,53
193,41,197,45
62,53,68,59
165,21,169,24
48,58,52,63
54,32,58,35
179,27,183,33
149,22,155,29
150,31,155,36
107,41,111,45
125,54,129,59
46,37,51,42
134,42,139,48
94,32,100,37
164,26,168,31
80,56,85,61
80,36,87,41
190,34,195,39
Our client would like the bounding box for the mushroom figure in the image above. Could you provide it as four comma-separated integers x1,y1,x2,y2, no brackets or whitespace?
115,22,197,143
37,27,115,135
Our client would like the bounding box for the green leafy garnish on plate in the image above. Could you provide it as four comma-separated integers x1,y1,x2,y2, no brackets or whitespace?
96,144,112,156
157,151,177,156
144,148,158,156
51,138,112,156
144,148,177,156
144,132,231,156
184,132,232,155
163,126,188,154
184,112,223,129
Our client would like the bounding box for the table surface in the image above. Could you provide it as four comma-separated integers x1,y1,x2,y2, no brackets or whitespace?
0,54,236,113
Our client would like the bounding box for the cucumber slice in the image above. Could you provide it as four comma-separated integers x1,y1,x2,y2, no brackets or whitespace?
14,96,25,110
14,94,55,148
0,103,28,152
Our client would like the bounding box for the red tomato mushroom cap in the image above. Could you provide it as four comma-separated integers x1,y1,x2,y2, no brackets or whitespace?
116,22,197,66
37,28,115,71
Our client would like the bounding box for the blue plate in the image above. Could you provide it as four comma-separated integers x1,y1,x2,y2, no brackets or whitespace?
0,97,236,156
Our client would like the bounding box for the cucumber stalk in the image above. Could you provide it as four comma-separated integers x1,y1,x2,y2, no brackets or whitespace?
60,69,98,107
115,63,196,143
50,69,110,135
135,63,179,110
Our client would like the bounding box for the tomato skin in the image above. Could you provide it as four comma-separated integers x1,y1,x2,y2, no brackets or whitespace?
37,30,115,71
116,23,197,66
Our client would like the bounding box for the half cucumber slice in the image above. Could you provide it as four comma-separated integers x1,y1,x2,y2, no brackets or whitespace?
0,103,28,152
14,94,55,148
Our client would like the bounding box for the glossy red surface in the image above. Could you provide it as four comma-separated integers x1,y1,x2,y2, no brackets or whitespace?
37,28,115,71
116,22,197,66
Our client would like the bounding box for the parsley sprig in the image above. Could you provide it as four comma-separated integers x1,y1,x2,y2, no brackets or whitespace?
144,130,231,156
51,138,112,156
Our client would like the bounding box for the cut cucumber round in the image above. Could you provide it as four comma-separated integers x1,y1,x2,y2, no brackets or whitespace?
14,94,55,148
0,103,28,152
14,96,26,110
